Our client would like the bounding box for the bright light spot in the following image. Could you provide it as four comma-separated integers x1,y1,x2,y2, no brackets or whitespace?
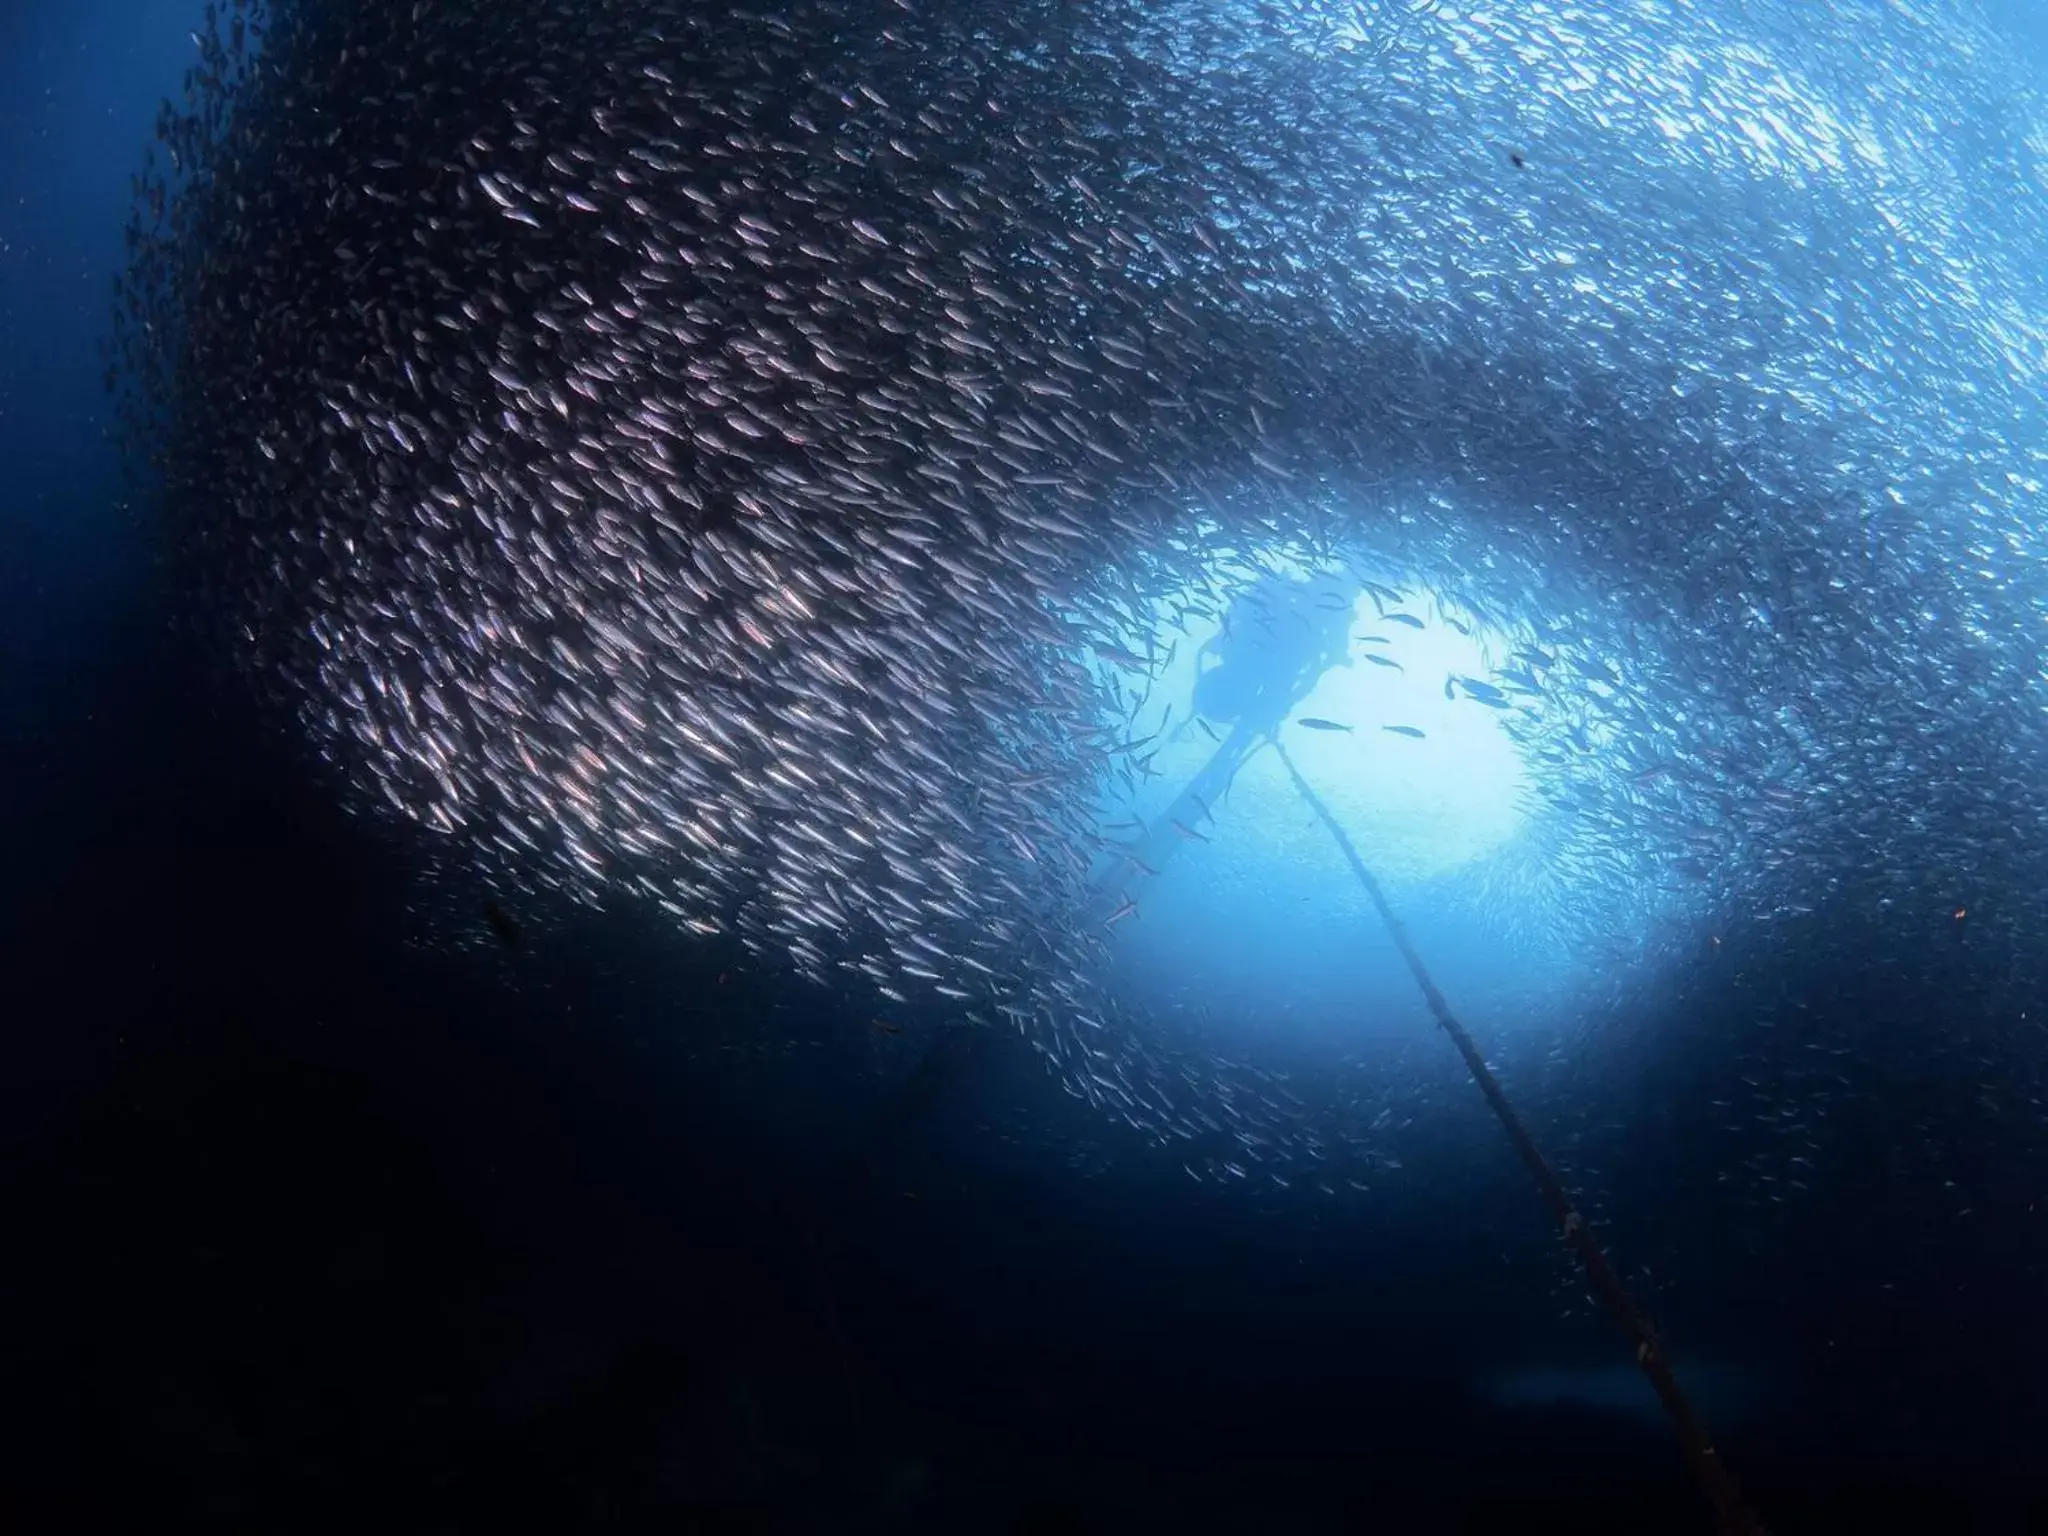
1093,574,1529,887
1079,551,1555,1047
1277,603,1527,879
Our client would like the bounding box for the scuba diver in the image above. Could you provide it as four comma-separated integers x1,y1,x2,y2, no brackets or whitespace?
1089,568,1356,919
1191,568,1355,739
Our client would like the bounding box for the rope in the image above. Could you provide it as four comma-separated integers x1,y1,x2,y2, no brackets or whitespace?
1273,740,1768,1536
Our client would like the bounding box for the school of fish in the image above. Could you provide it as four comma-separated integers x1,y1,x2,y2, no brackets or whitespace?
113,0,2048,1191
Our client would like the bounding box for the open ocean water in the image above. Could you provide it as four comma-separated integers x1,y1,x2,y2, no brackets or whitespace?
7,1,2048,1530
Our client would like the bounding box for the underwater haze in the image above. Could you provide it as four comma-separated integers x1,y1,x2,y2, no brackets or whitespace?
9,0,2048,1530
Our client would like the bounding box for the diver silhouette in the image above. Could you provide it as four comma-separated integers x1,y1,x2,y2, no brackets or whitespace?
1085,570,1356,922
1192,569,1354,734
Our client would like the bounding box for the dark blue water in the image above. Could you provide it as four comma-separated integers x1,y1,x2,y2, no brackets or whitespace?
7,3,2047,1532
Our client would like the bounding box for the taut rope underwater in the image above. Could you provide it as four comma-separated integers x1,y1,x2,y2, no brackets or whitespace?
1272,739,1768,1536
